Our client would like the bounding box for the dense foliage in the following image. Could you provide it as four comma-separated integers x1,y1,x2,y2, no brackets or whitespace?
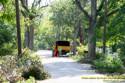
93,54,124,73
20,49,49,80
0,22,15,55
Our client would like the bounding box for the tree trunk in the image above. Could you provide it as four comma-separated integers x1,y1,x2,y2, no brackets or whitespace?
87,0,97,60
23,0,34,50
24,26,30,48
29,25,34,50
24,0,29,48
15,0,22,57
103,0,108,54
72,31,77,55
78,20,84,44
103,25,106,54
88,21,96,60
72,23,79,55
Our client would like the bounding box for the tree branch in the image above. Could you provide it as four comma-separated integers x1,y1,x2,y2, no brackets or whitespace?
31,0,48,11
32,0,36,8
75,0,91,19
107,9,119,16
97,0,125,17
97,0,105,15
39,4,48,9
107,4,125,17
20,0,30,13
21,9,28,17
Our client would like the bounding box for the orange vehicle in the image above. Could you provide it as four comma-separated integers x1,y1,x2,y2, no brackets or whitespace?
53,41,71,57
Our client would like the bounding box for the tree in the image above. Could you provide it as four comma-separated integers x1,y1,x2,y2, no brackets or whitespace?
0,0,17,56
75,0,125,61
50,0,86,54
102,0,108,54
15,0,22,57
20,0,48,50
98,0,125,54
75,0,97,61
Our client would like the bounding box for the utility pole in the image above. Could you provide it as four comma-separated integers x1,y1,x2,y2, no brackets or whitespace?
15,0,22,57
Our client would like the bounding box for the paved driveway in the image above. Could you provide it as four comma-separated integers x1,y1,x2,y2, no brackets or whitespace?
36,50,125,83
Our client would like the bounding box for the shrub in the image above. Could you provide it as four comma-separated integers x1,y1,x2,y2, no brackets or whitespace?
95,52,104,59
71,44,86,63
116,40,125,64
77,44,88,55
22,66,48,80
77,44,85,56
0,22,15,56
18,48,49,80
93,55,124,73
118,48,125,65
71,55,84,62
0,49,49,82
0,43,13,56
25,77,36,83
0,56,22,83
17,77,36,83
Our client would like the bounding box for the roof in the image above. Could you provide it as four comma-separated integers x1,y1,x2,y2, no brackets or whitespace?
55,41,70,46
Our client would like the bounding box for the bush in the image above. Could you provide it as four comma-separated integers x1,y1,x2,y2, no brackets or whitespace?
118,48,125,65
93,55,124,73
77,44,88,55
95,52,104,59
18,48,49,80
17,77,36,83
0,56,22,83
116,40,125,64
0,43,14,56
0,48,49,82
25,77,36,83
71,55,84,62
22,66,48,80
77,44,85,56
0,22,15,56
70,44,86,63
